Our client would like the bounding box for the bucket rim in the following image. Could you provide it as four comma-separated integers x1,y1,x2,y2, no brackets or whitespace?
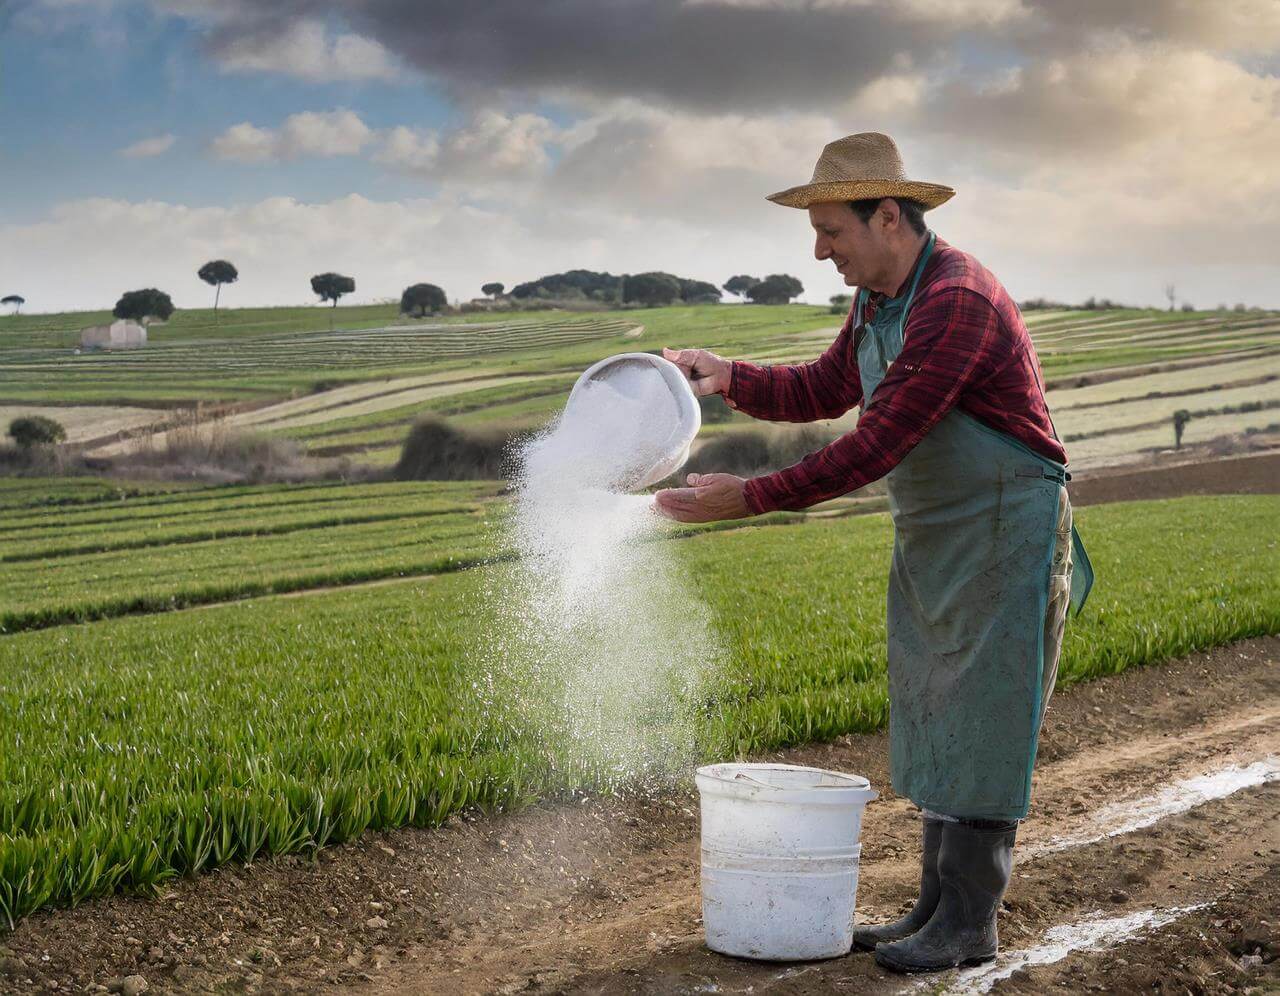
695,762,876,801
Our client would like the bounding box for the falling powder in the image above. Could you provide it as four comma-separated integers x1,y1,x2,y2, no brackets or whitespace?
481,363,720,788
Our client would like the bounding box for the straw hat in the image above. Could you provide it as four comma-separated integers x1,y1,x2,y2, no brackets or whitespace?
767,132,954,210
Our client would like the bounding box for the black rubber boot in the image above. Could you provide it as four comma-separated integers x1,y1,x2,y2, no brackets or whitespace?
849,815,943,951
874,819,1017,973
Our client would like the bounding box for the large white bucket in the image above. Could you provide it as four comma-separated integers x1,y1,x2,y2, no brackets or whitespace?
695,763,878,961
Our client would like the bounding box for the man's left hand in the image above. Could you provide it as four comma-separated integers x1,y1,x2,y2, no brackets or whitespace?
653,473,752,523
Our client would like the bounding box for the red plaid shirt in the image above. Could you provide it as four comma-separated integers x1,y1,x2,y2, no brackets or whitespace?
730,237,1066,514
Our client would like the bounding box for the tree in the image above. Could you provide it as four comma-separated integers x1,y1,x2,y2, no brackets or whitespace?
829,293,853,314
481,282,505,298
1164,282,1176,311
2,294,23,315
8,415,66,449
113,288,174,324
1172,409,1191,449
723,275,759,299
679,279,722,304
622,272,682,307
746,274,804,305
1180,301,1195,312
510,269,623,302
310,272,355,329
400,282,447,317
197,260,238,319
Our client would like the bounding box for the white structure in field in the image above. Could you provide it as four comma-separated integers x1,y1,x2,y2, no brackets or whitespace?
80,320,147,350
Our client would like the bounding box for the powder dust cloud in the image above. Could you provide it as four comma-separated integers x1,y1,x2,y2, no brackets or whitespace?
480,363,722,790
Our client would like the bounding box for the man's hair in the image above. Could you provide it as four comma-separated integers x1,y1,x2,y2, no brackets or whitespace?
848,196,927,236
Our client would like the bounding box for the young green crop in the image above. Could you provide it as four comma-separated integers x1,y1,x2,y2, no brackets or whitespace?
0,495,1275,927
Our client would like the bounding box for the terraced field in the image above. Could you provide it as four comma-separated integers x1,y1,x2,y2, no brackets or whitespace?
3,302,1278,471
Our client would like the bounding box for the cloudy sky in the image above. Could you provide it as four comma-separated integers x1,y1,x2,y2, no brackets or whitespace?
3,0,1279,313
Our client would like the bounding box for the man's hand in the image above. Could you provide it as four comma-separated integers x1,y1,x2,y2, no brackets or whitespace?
662,347,735,405
653,473,752,523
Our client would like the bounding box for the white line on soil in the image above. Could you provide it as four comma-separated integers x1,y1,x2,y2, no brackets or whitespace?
932,904,1208,995
1028,756,1280,858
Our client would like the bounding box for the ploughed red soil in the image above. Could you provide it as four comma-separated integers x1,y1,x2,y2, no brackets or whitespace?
2,636,1276,995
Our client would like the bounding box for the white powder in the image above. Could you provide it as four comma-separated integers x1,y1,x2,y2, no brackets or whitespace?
482,364,719,787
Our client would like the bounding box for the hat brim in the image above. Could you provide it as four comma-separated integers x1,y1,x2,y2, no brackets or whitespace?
766,179,955,210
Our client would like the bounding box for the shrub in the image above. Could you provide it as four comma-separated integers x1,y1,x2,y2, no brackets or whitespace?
682,425,837,478
395,417,515,481
830,294,853,314
8,415,66,449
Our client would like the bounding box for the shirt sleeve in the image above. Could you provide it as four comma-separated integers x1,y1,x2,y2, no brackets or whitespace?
725,307,863,423
742,286,1010,514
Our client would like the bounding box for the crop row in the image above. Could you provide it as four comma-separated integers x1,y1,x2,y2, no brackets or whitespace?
0,507,503,633
0,480,495,539
0,495,1275,926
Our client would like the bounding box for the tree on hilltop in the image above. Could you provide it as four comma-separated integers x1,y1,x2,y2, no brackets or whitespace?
481,282,505,298
679,279,722,304
746,274,803,305
197,260,238,320
723,275,759,299
310,272,355,329
401,282,447,317
622,272,682,307
2,294,24,315
113,288,174,324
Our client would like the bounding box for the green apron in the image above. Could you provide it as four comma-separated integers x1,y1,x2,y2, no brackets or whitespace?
856,233,1093,821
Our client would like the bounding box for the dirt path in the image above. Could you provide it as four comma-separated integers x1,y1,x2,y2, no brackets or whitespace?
1,638,1275,994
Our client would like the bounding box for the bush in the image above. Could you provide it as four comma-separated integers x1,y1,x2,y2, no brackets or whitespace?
682,425,838,479
829,294,853,314
8,415,66,449
395,417,516,481
113,288,174,323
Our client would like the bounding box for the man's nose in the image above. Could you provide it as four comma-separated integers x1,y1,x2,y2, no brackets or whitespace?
814,237,831,261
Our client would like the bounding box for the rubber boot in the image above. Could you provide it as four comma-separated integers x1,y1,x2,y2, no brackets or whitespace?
849,815,943,951
874,819,1017,973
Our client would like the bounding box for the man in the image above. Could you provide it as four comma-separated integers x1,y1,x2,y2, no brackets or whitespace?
654,132,1091,973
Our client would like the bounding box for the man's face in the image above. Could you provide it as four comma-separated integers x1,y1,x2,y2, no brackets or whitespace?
809,201,885,287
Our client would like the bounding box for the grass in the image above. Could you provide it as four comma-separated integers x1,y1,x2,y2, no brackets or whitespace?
0,493,1276,927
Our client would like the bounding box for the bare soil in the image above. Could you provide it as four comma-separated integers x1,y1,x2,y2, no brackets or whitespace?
1068,449,1280,506
1,638,1276,995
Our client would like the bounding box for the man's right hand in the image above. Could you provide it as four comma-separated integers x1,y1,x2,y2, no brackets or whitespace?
662,347,734,402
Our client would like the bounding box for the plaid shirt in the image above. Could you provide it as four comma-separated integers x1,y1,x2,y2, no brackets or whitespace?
730,237,1067,514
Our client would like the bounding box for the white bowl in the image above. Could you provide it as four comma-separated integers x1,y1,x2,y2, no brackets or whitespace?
566,352,701,488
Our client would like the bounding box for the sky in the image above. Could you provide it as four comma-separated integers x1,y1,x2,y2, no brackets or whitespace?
2,0,1279,313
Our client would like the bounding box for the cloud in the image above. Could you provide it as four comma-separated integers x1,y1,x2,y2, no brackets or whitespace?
117,133,176,158
209,17,402,82
211,109,373,162
376,110,561,183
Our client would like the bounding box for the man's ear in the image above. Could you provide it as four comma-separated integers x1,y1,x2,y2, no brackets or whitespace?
879,197,899,232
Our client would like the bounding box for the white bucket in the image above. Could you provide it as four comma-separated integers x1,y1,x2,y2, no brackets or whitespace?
566,352,701,488
695,763,878,961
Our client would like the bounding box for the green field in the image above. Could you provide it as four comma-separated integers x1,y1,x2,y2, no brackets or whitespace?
1,489,1277,926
